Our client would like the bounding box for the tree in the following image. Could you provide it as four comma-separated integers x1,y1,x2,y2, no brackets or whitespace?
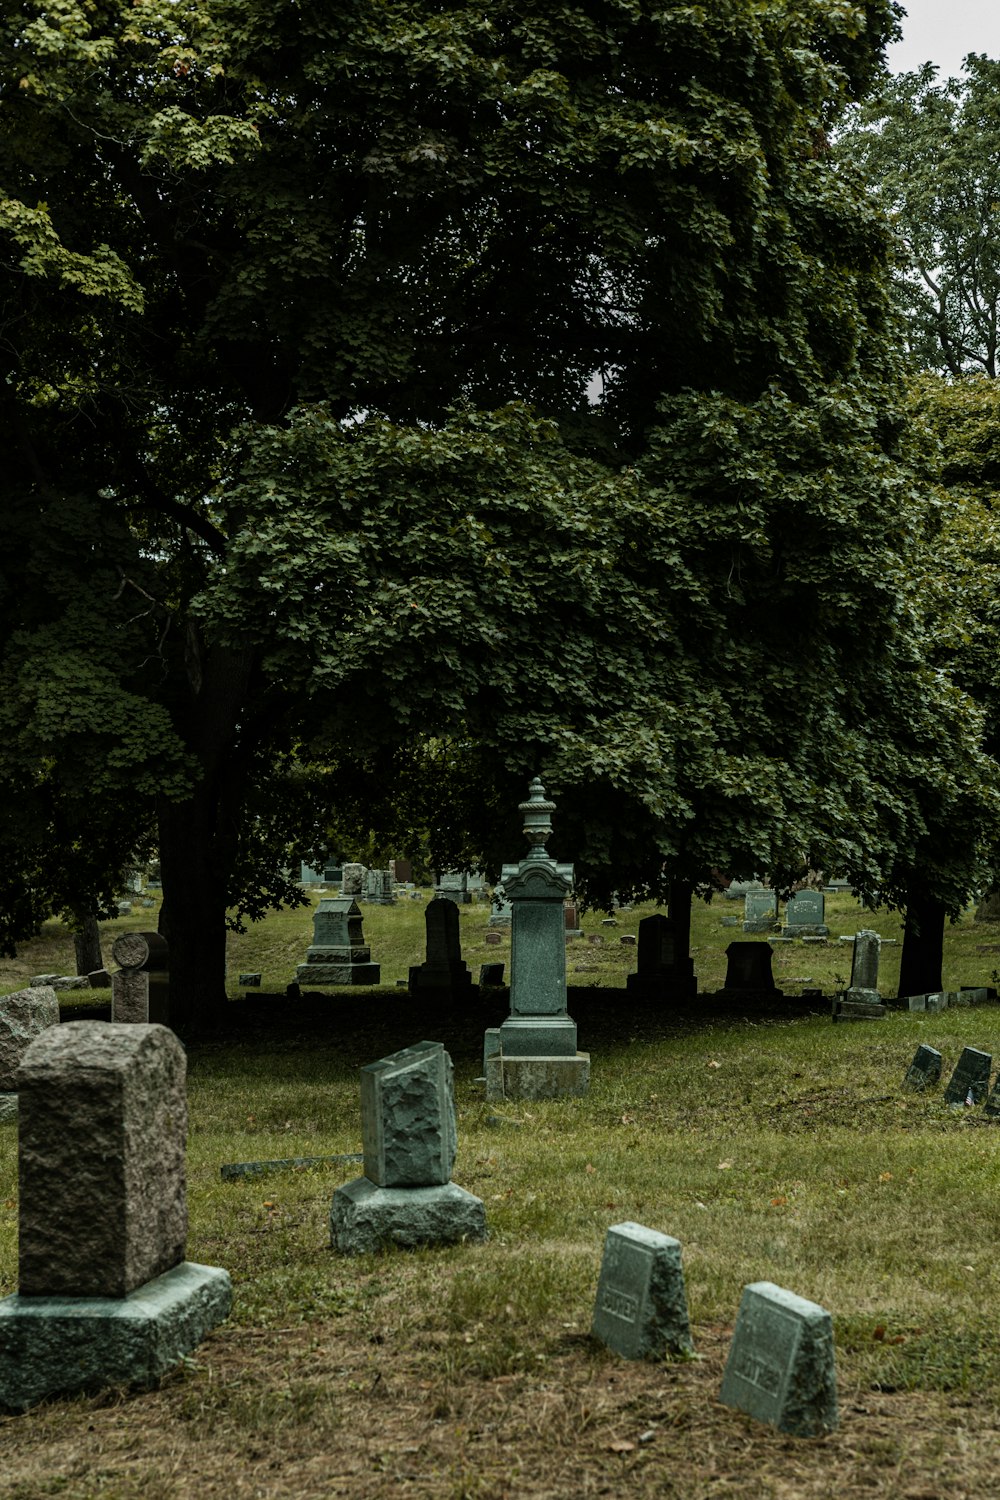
7,0,969,1025
836,56,1000,377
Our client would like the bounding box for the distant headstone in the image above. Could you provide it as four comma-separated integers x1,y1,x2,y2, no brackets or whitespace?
408,898,474,1003
723,942,778,994
903,1044,942,1090
111,931,169,1025
295,898,380,987
723,879,765,902
390,858,413,885
620,934,637,947
591,1222,692,1360
783,890,829,938
719,1282,838,1436
943,1047,992,1106
983,1074,1000,1118
479,963,505,986
485,930,503,946
0,1023,231,1409
434,870,472,905
960,987,989,1005
743,889,778,933
488,885,512,927
564,901,582,939
117,901,133,917
299,862,325,886
0,987,59,1122
239,973,261,988
835,929,886,1019
363,868,396,905
330,1041,487,1253
341,863,366,896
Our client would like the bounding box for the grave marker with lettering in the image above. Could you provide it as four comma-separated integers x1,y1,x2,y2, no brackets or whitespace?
591,1223,692,1360
903,1044,942,1091
720,1281,838,1437
943,1047,992,1106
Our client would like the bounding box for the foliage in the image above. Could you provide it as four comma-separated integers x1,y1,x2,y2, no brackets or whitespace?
837,56,1000,377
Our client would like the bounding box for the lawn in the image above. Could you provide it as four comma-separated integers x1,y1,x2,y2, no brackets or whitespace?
0,895,999,1496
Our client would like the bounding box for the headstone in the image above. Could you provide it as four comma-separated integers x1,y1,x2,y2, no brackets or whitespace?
299,862,325,886
117,901,133,917
434,870,472,905
0,987,59,1122
488,885,512,927
341,863,366,896
620,934,637,946
835,929,886,1019
330,1041,487,1254
408,897,474,1003
391,858,413,885
88,968,113,988
239,973,261,987
943,1047,992,1106
0,1022,231,1409
743,890,778,933
783,890,829,938
295,898,380,987
485,930,503,946
903,1044,942,1090
723,879,765,902
484,779,589,1101
925,991,948,1012
564,901,582,939
960,987,989,1005
723,942,778,994
479,963,505,986
363,868,396,905
719,1282,838,1436
591,1222,692,1360
111,931,169,1025
983,1074,1000,1118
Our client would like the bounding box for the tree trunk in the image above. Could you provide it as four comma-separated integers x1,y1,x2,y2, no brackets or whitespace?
897,892,946,998
71,911,103,976
157,640,256,1032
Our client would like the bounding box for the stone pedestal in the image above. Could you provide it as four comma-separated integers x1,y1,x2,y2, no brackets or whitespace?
296,898,380,986
484,1051,590,1101
0,1023,230,1410
111,933,170,1025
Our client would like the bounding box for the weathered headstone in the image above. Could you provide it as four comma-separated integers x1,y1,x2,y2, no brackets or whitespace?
434,870,472,904
903,1044,942,1090
111,931,169,1025
743,890,778,933
783,890,829,938
484,779,590,1100
723,942,778,995
943,1047,992,1106
363,868,396,905
564,900,582,940
719,1282,838,1436
591,1223,692,1360
341,863,366,896
0,1022,231,1410
983,1074,1000,1118
0,987,59,1123
485,930,503,947
330,1041,487,1253
408,897,474,1003
295,898,380,986
834,929,886,1020
488,885,512,927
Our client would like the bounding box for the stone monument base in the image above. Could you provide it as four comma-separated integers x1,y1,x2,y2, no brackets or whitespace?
625,974,698,1002
484,1052,590,1101
295,962,380,985
0,1261,232,1412
330,1178,487,1255
832,990,887,1021
0,1094,16,1124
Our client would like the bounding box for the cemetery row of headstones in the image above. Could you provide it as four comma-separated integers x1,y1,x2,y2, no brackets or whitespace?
904,1042,1000,1112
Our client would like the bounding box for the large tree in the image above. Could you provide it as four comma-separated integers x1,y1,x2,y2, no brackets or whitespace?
7,0,972,1024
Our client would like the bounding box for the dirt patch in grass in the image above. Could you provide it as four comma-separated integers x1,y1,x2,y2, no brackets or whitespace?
0,1314,994,1499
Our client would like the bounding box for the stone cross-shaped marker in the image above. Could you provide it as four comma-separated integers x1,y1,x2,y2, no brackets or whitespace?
0,1022,231,1409
330,1040,487,1254
591,1222,693,1359
720,1281,838,1436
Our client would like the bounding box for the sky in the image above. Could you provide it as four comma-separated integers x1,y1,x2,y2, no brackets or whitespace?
887,0,1000,78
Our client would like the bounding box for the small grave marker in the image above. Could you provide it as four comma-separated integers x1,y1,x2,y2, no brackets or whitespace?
943,1047,992,1105
720,1281,838,1436
903,1044,942,1090
591,1223,692,1360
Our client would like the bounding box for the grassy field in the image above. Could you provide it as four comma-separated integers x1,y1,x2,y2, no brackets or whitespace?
1,896,1000,1495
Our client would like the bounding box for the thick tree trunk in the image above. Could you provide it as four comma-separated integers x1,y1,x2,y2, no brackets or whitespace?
71,911,103,976
157,640,256,1032
897,892,946,998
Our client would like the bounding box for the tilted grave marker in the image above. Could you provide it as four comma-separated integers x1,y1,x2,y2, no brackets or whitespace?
591,1223,692,1360
0,1022,230,1410
943,1047,992,1106
331,1041,487,1254
720,1282,838,1437
903,1044,942,1091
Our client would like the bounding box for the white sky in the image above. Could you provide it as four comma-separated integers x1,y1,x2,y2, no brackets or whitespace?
887,0,1000,77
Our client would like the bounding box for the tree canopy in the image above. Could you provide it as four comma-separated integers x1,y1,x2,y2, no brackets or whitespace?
6,0,982,1021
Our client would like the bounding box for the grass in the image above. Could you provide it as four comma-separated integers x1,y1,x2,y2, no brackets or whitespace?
2,896,1000,1494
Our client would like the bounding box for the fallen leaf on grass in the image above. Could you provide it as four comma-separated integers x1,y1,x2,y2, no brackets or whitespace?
608,1440,636,1454
873,1326,886,1341
878,1172,893,1182
717,1160,733,1171
707,1060,721,1069
770,1196,788,1207
585,1163,596,1174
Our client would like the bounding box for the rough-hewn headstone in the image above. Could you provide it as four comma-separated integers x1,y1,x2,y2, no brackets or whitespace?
408,898,474,1003
720,1282,838,1436
591,1222,692,1360
331,1041,486,1253
0,1022,231,1409
943,1047,992,1106
0,986,59,1122
903,1044,942,1090
341,863,366,896
363,868,396,905
295,898,380,986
